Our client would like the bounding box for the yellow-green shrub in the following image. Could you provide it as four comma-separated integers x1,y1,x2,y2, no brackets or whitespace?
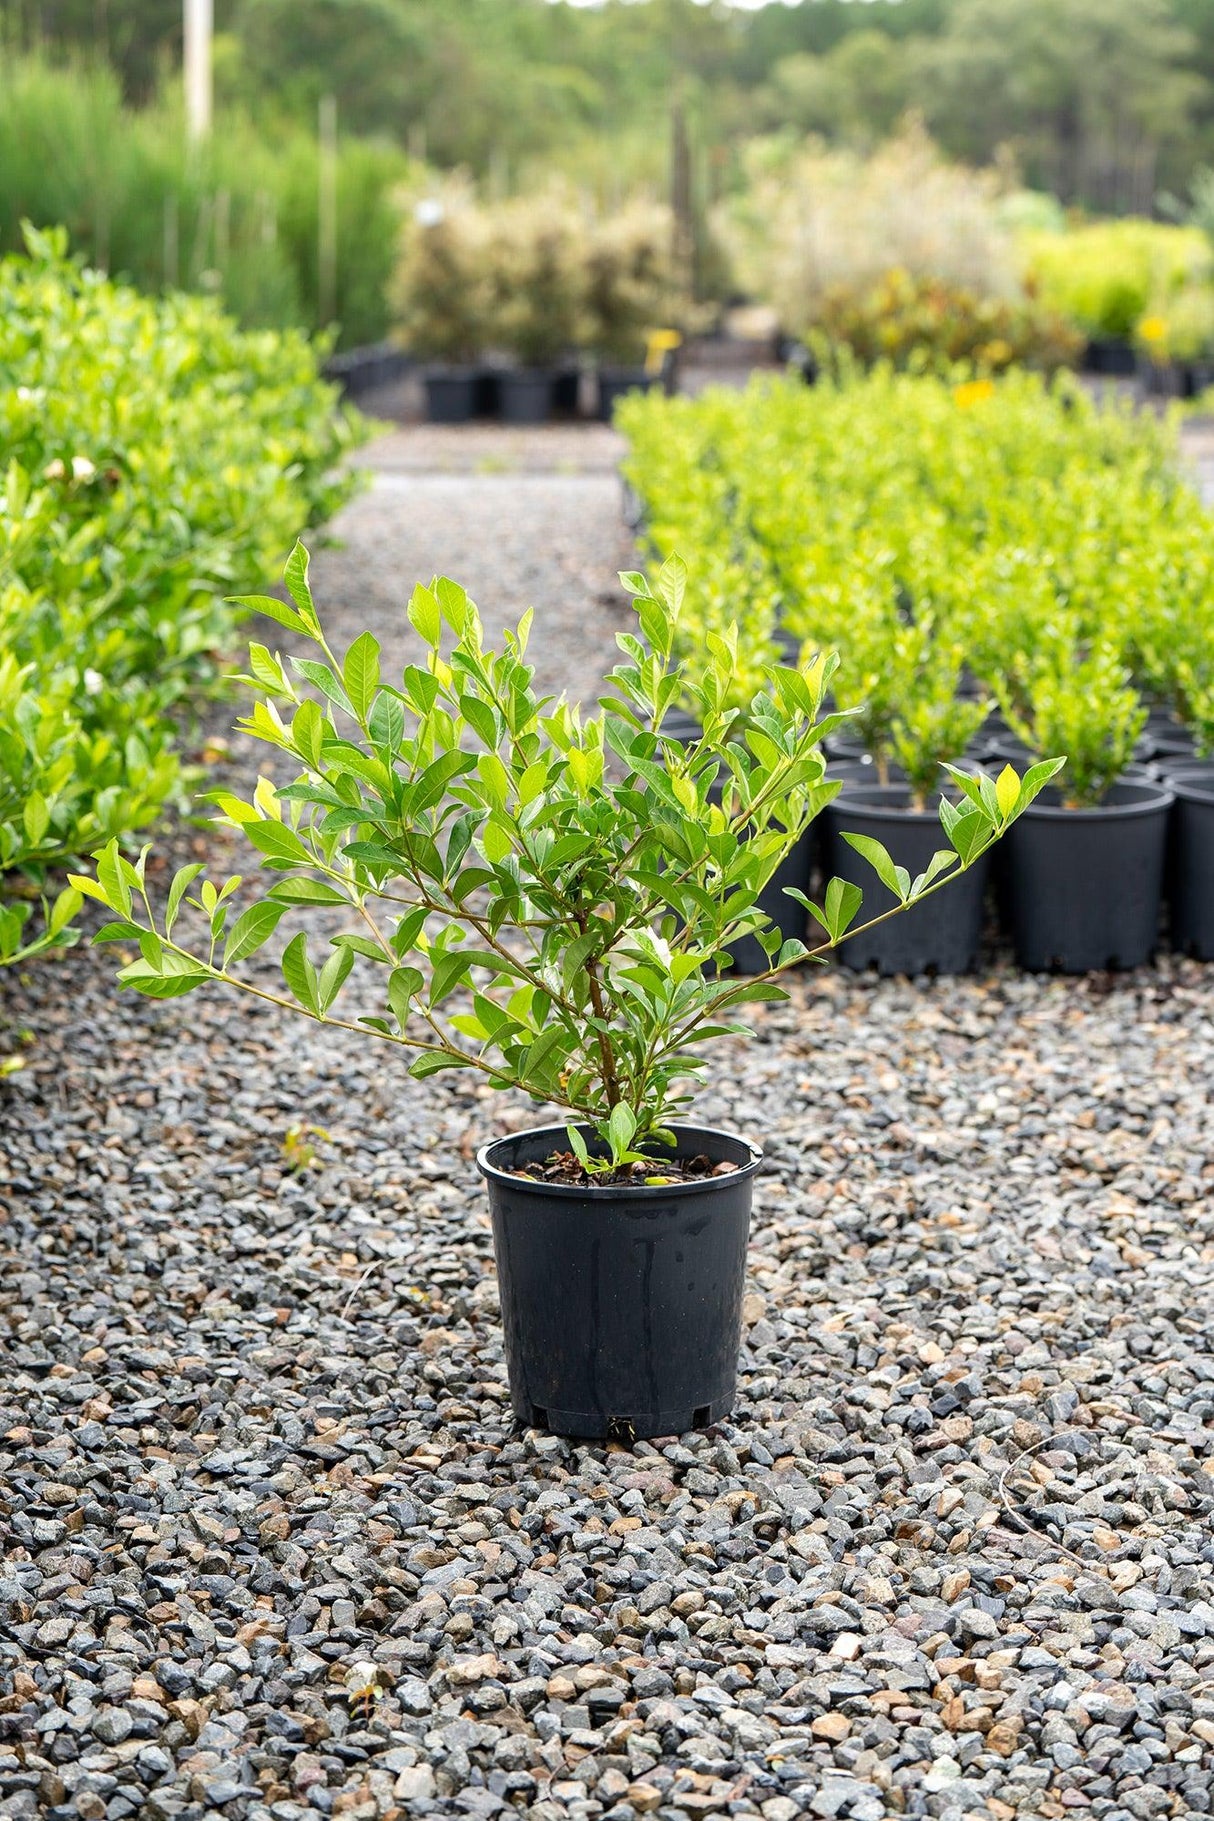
0,228,365,964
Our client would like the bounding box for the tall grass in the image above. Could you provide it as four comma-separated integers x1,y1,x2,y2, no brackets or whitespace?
0,52,409,347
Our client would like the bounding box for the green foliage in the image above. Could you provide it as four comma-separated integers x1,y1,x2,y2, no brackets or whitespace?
619,368,1211,803
1020,219,1211,340
0,229,365,963
392,186,678,366
0,52,411,347
998,644,1147,810
810,269,1082,375
77,542,1057,1159
18,0,1214,216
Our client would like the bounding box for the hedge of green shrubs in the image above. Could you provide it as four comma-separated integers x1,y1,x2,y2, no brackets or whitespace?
617,367,1214,806
0,228,364,965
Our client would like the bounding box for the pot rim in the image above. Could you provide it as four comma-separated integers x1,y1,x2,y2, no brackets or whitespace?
1017,778,1175,821
476,1120,763,1198
1174,775,1214,804
823,781,969,820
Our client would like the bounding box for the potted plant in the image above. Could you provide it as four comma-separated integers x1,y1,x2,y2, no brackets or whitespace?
1158,668,1214,959
488,195,583,425
73,548,1057,1440
583,200,678,420
996,646,1171,972
393,195,493,423
819,637,993,975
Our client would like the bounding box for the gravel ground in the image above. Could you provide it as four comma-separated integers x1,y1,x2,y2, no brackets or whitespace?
3,428,1214,1821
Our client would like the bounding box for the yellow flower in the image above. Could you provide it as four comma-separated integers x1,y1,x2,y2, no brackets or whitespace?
1139,315,1169,345
953,379,995,409
644,327,682,376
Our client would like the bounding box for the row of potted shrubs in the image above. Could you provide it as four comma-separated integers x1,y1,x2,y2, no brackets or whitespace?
0,228,364,967
393,188,679,425
618,366,1214,977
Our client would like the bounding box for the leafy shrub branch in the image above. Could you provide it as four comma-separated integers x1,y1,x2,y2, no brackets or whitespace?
75,547,1059,1151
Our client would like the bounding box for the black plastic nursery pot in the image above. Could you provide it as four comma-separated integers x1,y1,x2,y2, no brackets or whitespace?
598,367,658,421
1083,336,1137,377
551,364,582,417
819,785,990,976
1003,780,1173,973
498,368,554,425
476,1124,762,1440
725,831,814,976
1167,774,1214,960
423,368,478,423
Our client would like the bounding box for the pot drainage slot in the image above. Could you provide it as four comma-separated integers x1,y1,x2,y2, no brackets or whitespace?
530,1405,548,1429
692,1405,711,1430
606,1416,637,1445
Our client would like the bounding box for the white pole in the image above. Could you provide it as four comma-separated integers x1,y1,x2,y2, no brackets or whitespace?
318,94,338,328
184,0,213,145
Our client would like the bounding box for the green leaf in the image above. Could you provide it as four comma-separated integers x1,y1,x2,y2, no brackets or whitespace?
368,691,405,750
97,839,131,917
429,949,472,1006
245,819,313,868
23,791,49,847
409,1050,476,1078
165,863,205,936
268,878,348,906
608,1102,637,1163
1020,757,1066,803
291,697,326,769
408,583,442,647
909,849,958,900
995,763,1020,820
566,1125,597,1174
388,965,424,1026
283,540,318,624
343,632,381,721
223,899,286,967
238,594,309,638
317,943,355,1013
247,642,288,693
119,956,211,998
281,931,320,1014
943,805,990,864
841,832,910,903
476,752,510,810
48,886,82,939
822,875,862,943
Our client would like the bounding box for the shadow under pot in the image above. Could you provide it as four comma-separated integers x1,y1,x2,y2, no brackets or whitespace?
819,784,990,976
476,1123,762,1440
498,368,554,424
422,366,479,423
1002,779,1173,973
1167,772,1214,960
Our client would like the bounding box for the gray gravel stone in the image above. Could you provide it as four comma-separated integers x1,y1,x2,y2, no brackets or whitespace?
2,425,1213,1819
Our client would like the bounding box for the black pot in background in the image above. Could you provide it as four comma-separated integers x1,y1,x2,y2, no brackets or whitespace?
598,367,659,421
1084,336,1137,376
423,367,478,423
477,1123,762,1440
1002,779,1172,973
771,624,803,665
1160,757,1214,787
822,729,871,763
724,830,814,976
1152,731,1201,773
819,785,990,976
1169,776,1214,960
323,342,410,401
551,364,582,417
498,368,554,424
